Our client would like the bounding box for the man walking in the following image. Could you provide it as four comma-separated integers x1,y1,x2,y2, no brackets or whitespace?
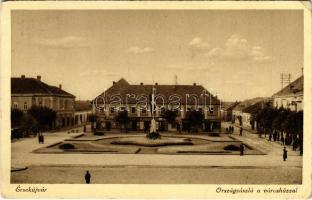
283,147,288,161
239,127,243,136
85,170,91,184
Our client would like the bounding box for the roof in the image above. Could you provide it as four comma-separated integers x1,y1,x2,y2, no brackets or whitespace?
222,101,240,111
75,100,92,111
11,77,75,98
273,76,303,97
233,97,269,113
94,78,220,105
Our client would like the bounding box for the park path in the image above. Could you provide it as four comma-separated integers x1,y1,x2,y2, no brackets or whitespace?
11,126,302,168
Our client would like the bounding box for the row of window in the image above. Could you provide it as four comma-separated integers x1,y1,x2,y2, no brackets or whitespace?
107,106,215,115
12,98,74,110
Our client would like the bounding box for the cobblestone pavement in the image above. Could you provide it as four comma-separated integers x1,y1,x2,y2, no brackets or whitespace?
11,165,301,184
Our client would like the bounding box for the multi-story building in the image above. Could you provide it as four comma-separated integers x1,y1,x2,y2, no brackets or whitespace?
93,78,221,132
272,75,303,112
11,75,76,128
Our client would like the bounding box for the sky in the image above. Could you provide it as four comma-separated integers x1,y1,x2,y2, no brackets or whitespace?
11,10,303,101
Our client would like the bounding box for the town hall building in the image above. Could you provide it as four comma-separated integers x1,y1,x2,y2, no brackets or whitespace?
93,78,222,133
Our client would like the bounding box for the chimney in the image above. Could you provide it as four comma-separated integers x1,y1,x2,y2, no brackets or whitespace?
193,83,196,86
59,84,62,89
37,75,41,81
140,82,143,85
155,82,158,86
113,81,116,85
21,75,25,79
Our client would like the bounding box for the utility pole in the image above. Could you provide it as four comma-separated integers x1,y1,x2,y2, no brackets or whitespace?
280,73,291,89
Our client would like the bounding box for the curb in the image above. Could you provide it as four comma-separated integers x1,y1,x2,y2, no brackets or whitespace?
11,166,28,172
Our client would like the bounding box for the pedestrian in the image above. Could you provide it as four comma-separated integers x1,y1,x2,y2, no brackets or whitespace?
226,127,229,133
38,133,41,144
239,127,243,136
83,125,86,133
85,170,91,184
283,147,288,161
231,126,234,133
240,143,244,156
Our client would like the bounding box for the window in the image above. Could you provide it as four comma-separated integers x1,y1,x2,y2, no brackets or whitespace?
131,107,136,114
142,108,147,114
160,107,165,115
53,99,57,109
45,99,50,108
32,97,36,105
13,102,18,109
23,102,28,110
38,97,43,106
60,99,64,109
110,107,115,114
209,106,214,114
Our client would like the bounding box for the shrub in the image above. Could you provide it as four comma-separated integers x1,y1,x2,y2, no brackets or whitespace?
146,132,161,140
209,132,220,137
59,143,75,149
94,131,105,136
224,144,239,151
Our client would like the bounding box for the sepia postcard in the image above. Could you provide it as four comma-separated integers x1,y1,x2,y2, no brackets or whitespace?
0,1,311,199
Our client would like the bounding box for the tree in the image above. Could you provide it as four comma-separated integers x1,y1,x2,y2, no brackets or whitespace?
20,115,38,136
28,105,56,131
162,110,178,125
295,111,303,154
262,107,279,136
88,114,97,131
11,108,24,128
281,112,297,145
185,110,204,132
115,110,129,132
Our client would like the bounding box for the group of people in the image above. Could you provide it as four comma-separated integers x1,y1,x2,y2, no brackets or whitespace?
225,125,235,134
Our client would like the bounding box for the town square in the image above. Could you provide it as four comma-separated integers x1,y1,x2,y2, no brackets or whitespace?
8,8,305,185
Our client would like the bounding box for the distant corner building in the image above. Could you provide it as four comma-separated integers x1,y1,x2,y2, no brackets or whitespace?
272,75,303,112
232,97,272,130
74,100,92,126
11,75,76,128
93,78,222,132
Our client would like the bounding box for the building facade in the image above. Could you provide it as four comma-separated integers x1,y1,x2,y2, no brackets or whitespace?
232,97,270,130
11,75,76,128
272,76,303,112
93,78,222,132
74,100,92,126
220,101,240,122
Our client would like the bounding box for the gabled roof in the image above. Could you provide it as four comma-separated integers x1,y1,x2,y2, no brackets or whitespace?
75,100,92,111
233,97,269,112
222,101,240,111
94,78,220,105
11,77,75,98
273,76,303,97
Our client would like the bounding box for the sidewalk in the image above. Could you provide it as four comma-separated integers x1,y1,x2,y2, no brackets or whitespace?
222,122,299,156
